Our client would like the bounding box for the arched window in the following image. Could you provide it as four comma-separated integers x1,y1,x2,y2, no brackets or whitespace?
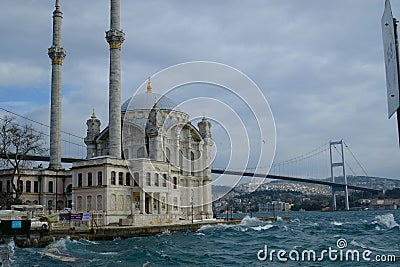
111,194,117,210
162,174,167,187
154,173,159,186
111,171,116,185
134,172,139,186
57,200,64,210
77,196,82,210
34,181,39,193
87,195,92,211
48,181,54,193
191,151,195,176
97,171,103,186
146,173,151,186
65,184,72,193
18,180,23,192
126,173,131,186
26,181,31,193
173,176,177,189
78,173,83,187
88,172,93,186
119,172,124,185
96,195,103,210
179,150,183,175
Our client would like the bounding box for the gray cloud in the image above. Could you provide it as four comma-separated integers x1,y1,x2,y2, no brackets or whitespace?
0,0,398,180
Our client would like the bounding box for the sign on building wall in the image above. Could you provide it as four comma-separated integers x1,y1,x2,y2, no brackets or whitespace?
70,213,82,221
58,213,91,221
82,213,91,221
11,220,22,229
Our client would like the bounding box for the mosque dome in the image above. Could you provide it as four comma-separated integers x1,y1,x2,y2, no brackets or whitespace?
121,92,180,112
121,78,180,112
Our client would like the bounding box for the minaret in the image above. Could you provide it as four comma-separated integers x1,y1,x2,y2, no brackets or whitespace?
84,110,101,159
48,0,66,170
106,0,125,158
197,116,213,218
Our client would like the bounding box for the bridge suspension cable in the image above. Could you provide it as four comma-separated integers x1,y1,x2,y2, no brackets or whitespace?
270,142,331,179
343,141,368,177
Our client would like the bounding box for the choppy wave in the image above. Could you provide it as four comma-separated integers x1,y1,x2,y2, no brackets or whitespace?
372,213,399,229
250,225,275,231
8,210,400,266
350,239,400,253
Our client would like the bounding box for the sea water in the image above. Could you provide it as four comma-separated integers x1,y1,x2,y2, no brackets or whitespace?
4,210,400,266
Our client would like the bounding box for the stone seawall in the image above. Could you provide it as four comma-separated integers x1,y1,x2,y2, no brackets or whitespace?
14,217,289,248
15,219,239,248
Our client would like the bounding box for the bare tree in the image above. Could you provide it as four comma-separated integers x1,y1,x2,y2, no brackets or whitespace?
0,116,47,201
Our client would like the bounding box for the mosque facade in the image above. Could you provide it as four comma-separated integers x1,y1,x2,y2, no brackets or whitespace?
0,0,213,225
73,81,213,224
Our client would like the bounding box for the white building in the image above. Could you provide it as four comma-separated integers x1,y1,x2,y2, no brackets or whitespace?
71,80,213,224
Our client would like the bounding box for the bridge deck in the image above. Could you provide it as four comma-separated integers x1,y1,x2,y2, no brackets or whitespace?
0,154,381,193
211,169,381,193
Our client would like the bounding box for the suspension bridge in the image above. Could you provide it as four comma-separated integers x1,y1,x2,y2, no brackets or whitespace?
0,107,382,211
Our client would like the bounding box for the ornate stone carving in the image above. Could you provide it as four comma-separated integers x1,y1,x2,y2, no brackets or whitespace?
48,46,66,65
106,29,125,49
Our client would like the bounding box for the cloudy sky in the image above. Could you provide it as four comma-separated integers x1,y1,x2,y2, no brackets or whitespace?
0,0,399,180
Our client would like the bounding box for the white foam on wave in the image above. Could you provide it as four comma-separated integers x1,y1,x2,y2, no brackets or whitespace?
197,224,214,231
7,239,15,255
251,225,275,231
240,216,263,226
79,239,100,245
331,221,344,226
51,236,70,250
99,251,119,255
372,213,399,229
158,229,171,236
236,226,248,232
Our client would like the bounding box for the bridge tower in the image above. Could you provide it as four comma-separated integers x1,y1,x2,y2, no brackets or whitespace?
329,140,349,211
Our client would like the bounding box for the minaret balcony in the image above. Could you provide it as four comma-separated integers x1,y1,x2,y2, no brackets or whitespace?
106,29,125,49
48,46,66,62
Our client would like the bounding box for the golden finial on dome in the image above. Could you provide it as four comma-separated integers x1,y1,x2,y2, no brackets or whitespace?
146,76,153,93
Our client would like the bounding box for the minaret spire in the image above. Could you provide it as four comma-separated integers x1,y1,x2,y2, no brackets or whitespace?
48,0,66,170
106,0,125,158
